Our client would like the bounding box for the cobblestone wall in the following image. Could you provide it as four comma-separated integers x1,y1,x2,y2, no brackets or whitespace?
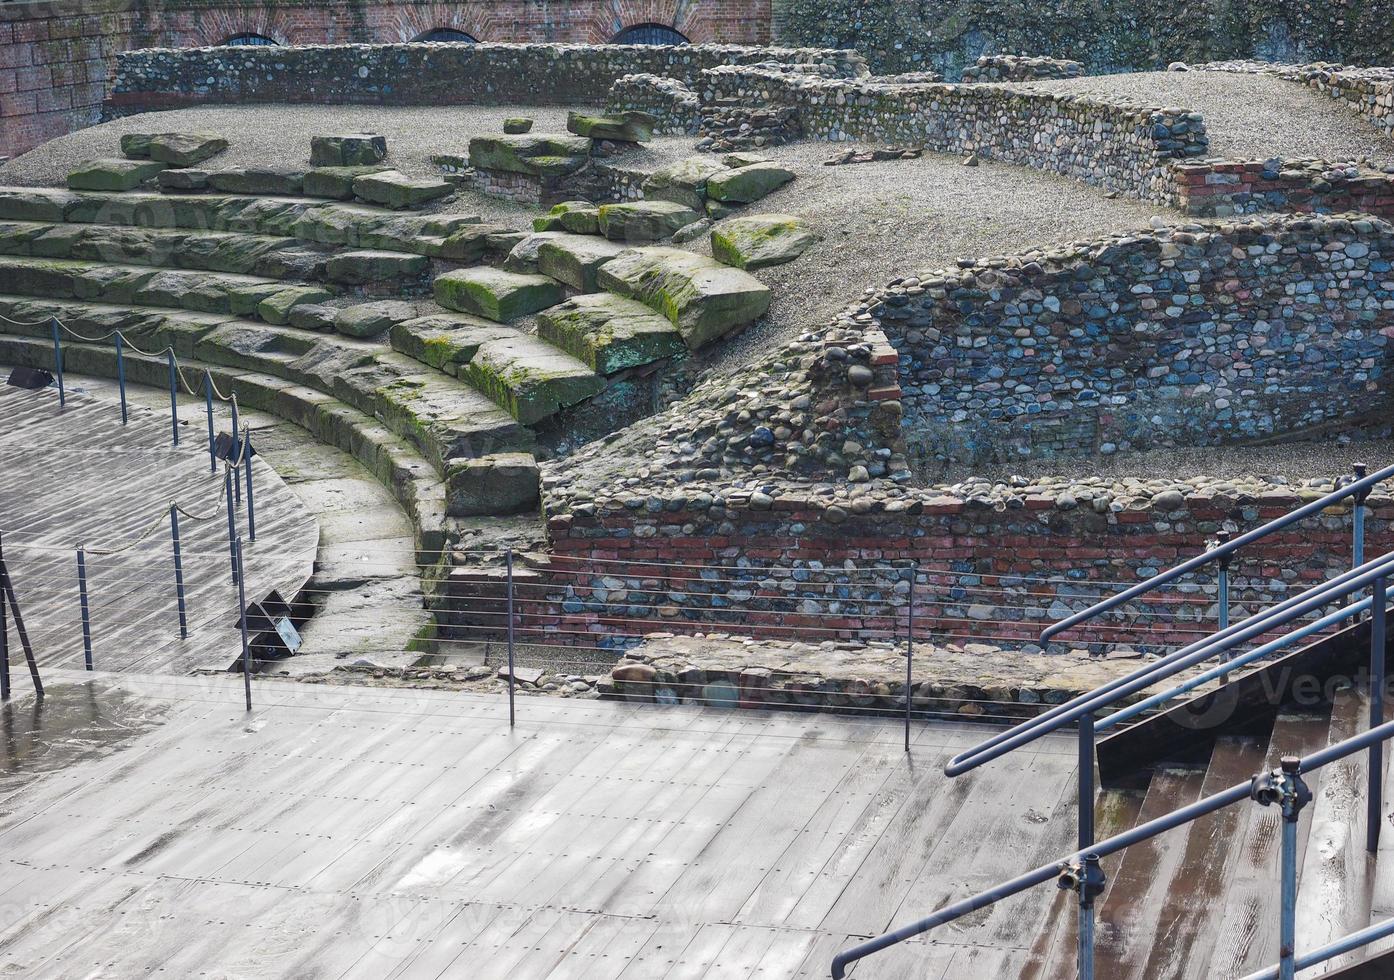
1173,159,1394,219
605,74,703,135
697,66,1208,203
1195,61,1394,136
877,214,1394,466
960,54,1084,82
105,42,865,118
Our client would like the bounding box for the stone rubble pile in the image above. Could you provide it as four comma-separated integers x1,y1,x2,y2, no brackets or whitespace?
960,53,1085,82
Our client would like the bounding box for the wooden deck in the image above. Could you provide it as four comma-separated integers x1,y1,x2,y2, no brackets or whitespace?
0,382,318,676
0,671,1079,979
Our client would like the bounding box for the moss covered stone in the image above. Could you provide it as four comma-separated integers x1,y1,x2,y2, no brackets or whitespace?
537,293,684,375
390,314,515,373
445,452,541,516
352,170,454,210
208,168,306,196
642,156,730,210
147,133,229,168
67,159,166,192
462,334,604,424
433,267,565,322
596,246,772,350
710,213,818,270
503,118,534,135
256,285,334,326
467,134,593,177
334,300,419,338
597,200,701,243
566,110,656,142
705,162,797,204
310,134,388,167
536,234,631,292
303,165,393,200
324,249,429,286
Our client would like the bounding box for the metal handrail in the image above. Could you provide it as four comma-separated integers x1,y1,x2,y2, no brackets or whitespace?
1039,460,1393,645
945,550,1394,778
832,704,1394,979
1238,915,1394,980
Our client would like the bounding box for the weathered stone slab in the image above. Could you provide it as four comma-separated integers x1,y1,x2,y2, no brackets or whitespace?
157,168,210,192
303,165,393,200
120,134,156,158
208,168,306,195
445,452,540,516
148,133,229,168
502,231,568,274
503,118,533,134
67,159,166,192
390,314,515,372
324,249,430,286
642,156,730,210
287,302,338,332
433,267,564,323
256,285,334,325
596,246,771,350
463,334,604,424
436,224,515,263
710,213,817,270
597,200,700,243
0,188,78,222
310,134,387,167
536,234,631,292
566,110,656,142
352,170,453,210
334,300,419,338
705,162,796,204
467,134,593,178
537,292,684,375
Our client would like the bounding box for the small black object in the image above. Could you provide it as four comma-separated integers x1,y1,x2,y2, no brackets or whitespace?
233,589,302,660
213,431,257,461
6,367,53,390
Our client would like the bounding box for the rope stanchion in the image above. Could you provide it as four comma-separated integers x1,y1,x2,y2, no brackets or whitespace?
170,505,188,640
230,395,241,505
50,318,65,408
115,333,128,425
204,370,216,473
225,466,239,586
77,546,93,670
235,537,252,711
243,423,256,542
166,350,179,447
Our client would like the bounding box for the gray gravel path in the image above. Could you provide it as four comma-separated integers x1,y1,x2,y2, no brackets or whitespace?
1026,71,1394,164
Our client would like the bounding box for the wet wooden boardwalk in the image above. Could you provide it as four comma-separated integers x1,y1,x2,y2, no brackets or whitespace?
0,672,1079,979
0,382,318,676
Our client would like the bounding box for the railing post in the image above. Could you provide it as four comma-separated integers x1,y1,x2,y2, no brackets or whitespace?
0,536,42,697
230,397,241,505
1251,755,1312,980
204,371,216,473
50,318,64,408
170,506,187,640
905,566,915,754
225,466,239,586
1370,575,1386,854
115,333,127,425
1215,529,1232,632
506,547,516,729
77,547,92,670
235,537,251,711
1354,463,1370,610
1,540,10,701
1078,853,1101,980
243,424,255,542
166,350,179,446
1077,710,1097,978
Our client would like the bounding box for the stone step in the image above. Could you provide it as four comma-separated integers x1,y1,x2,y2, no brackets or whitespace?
467,134,593,178
596,200,702,243
0,254,337,327
537,293,684,376
0,293,530,475
0,332,450,558
0,187,485,261
534,233,632,292
433,266,566,323
595,245,772,350
461,333,605,426
67,158,166,191
0,219,335,282
388,312,517,376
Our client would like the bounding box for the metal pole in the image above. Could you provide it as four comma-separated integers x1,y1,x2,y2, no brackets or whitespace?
170,506,187,640
1216,529,1232,632
166,350,179,446
1370,575,1386,854
905,568,915,754
225,466,239,586
204,371,216,473
243,424,255,542
1354,463,1369,610
0,539,9,701
506,548,516,729
1280,807,1299,980
115,333,127,425
230,397,241,505
1077,710,1097,978
0,545,43,697
77,547,92,670
50,318,64,407
1079,854,1100,980
235,537,252,711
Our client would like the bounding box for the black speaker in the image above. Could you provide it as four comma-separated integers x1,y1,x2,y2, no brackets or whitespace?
6,367,53,390
213,431,257,461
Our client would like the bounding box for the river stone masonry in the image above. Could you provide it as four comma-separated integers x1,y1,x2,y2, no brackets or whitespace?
960,54,1085,82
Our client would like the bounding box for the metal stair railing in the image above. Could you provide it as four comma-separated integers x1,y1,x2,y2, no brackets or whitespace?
834,471,1394,980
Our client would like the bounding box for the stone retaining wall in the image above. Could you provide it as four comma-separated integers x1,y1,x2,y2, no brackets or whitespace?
696,66,1208,203
879,213,1394,466
104,42,867,118
605,74,703,135
960,54,1084,82
1173,159,1394,219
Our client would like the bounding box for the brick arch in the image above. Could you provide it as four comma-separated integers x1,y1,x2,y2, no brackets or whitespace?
390,4,495,43
194,10,296,47
573,1,715,44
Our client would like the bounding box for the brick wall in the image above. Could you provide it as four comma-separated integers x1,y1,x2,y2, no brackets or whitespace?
0,0,774,159
1173,159,1394,219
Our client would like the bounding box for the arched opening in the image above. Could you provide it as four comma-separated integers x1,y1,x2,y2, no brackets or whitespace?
611,23,689,45
221,33,278,46
412,28,479,43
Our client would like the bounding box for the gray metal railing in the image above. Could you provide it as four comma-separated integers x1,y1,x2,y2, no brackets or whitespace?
835,472,1394,980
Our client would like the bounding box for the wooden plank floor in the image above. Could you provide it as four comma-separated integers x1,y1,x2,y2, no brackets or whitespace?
0,672,1080,979
0,383,318,675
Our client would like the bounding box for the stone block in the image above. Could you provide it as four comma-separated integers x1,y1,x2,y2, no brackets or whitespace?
303,165,392,200
597,200,701,243
334,300,419,338
596,246,771,350
310,134,388,167
351,170,453,210
324,249,429,286
537,293,684,375
467,134,593,178
256,285,334,325
710,213,817,270
208,168,306,195
157,168,209,192
433,267,565,323
503,118,534,134
120,133,155,158
705,162,796,204
445,452,540,516
642,156,729,210
390,314,515,372
148,133,229,168
67,159,166,192
463,334,604,424
566,110,656,142
535,234,631,292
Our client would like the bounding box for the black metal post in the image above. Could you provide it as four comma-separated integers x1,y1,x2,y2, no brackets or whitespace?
204,371,215,473
243,424,255,542
170,506,187,640
0,540,8,701
905,568,915,753
50,318,64,408
230,397,241,505
77,547,92,670
224,466,238,586
115,333,127,425
0,541,43,697
1370,575,1386,854
235,537,251,710
506,548,516,729
1354,464,1370,610
166,350,179,446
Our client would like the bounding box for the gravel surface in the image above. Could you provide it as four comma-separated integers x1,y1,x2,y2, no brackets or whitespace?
1026,71,1394,164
